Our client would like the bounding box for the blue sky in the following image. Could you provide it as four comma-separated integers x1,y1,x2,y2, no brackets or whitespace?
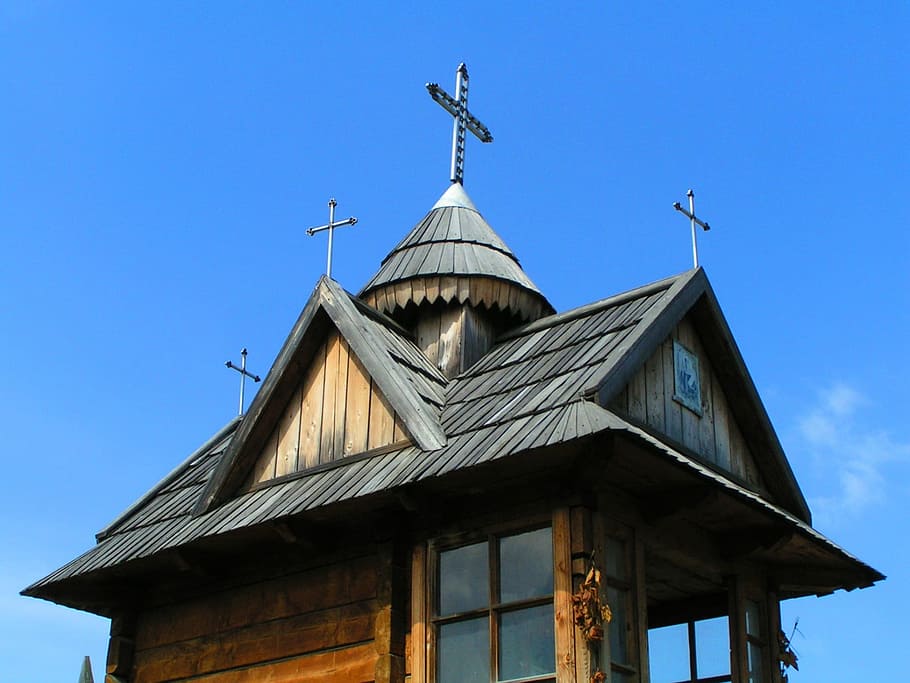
1,3,907,681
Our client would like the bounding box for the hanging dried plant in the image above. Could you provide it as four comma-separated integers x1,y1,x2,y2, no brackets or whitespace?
591,670,607,682
571,559,612,642
778,620,800,682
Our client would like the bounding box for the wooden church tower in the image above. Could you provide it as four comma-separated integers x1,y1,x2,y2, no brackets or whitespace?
25,64,881,683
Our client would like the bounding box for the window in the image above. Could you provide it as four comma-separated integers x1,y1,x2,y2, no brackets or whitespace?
744,601,766,683
604,534,639,682
432,526,555,683
648,616,732,683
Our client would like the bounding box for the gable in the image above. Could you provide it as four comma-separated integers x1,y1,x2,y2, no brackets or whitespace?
609,313,766,493
197,277,447,513
249,329,410,486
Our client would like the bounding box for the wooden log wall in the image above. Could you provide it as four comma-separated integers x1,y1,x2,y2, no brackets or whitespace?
130,552,381,683
609,316,764,490
251,330,409,486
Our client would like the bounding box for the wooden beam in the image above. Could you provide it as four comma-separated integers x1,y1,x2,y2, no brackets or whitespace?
717,527,792,560
647,592,729,628
640,485,717,524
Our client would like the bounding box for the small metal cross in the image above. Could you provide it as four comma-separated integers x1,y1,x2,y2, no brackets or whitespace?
673,189,712,268
306,198,357,280
225,347,261,417
426,62,493,185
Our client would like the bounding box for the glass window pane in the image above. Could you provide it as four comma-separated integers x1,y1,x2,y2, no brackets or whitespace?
499,604,555,681
648,623,689,683
439,542,489,615
438,617,490,683
745,600,763,638
605,536,627,580
695,616,730,678
499,527,553,603
607,585,630,665
610,670,636,683
746,641,764,683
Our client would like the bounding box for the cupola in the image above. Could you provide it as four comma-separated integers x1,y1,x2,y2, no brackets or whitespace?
360,183,554,377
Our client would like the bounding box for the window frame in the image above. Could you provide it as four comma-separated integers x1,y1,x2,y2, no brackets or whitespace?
597,516,648,683
419,515,559,683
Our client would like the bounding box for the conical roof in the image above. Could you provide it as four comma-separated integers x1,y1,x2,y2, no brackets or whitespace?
360,184,554,322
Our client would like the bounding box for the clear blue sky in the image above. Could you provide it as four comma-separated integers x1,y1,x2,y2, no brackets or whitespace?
2,3,907,681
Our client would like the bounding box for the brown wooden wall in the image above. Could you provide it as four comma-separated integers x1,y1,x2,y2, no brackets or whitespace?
130,552,381,683
610,316,765,490
415,303,497,378
251,330,409,486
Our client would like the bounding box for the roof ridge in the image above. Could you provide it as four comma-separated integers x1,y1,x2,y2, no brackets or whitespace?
496,269,696,343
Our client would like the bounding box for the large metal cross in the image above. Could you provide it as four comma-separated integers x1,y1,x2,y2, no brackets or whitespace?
673,189,712,268
306,198,358,280
426,63,493,185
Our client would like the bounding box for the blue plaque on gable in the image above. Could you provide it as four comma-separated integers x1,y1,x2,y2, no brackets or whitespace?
673,341,702,415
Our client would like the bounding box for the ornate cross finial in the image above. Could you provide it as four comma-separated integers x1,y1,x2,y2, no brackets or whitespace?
225,347,261,417
306,198,358,280
673,189,712,268
426,62,493,185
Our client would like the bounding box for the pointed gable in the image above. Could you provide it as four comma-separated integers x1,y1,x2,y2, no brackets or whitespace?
608,312,765,491
248,328,411,486
588,268,811,522
197,277,447,512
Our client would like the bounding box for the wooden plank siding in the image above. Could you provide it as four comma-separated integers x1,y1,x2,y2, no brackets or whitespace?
131,552,380,682
249,330,410,488
610,315,765,491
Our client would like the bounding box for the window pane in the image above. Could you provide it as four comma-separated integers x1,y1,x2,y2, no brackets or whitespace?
499,604,555,681
439,541,489,615
745,600,763,638
695,616,730,678
746,641,764,683
605,536,627,580
438,617,490,683
499,527,553,603
610,670,636,683
607,585,630,665
648,623,689,683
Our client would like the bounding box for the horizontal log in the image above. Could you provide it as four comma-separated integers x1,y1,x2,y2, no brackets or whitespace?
172,641,377,683
136,554,378,649
134,602,375,682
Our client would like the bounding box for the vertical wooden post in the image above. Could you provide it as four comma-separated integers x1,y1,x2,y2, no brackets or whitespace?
576,505,598,682
105,613,136,683
375,536,408,683
768,588,783,683
634,534,651,683
727,575,747,683
410,542,428,683
553,507,577,683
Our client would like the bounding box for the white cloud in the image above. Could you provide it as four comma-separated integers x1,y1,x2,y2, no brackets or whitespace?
824,383,864,417
796,383,909,525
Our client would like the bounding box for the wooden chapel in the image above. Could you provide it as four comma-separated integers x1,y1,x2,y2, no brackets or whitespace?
25,65,882,683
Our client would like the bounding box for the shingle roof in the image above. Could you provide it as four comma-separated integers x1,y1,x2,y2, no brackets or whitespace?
360,184,554,321
25,268,880,604
196,277,448,513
